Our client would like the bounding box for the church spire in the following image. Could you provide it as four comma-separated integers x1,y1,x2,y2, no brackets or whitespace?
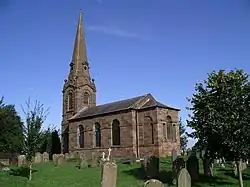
71,9,88,75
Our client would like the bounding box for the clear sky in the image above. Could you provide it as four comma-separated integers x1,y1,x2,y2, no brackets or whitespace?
1,0,250,148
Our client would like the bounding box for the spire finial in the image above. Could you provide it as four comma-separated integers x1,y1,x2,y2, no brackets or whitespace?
71,10,88,73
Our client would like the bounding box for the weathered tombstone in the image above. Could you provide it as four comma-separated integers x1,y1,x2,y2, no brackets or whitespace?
203,158,213,177
146,156,160,179
0,159,9,166
57,154,65,166
177,168,191,187
171,149,177,162
172,158,186,184
91,152,98,167
144,179,164,187
42,152,49,163
18,155,26,167
79,153,88,168
34,152,43,164
186,155,199,181
52,154,58,165
100,162,117,187
65,153,70,160
70,152,76,159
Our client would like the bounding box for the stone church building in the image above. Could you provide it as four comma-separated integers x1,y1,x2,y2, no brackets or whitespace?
61,11,181,158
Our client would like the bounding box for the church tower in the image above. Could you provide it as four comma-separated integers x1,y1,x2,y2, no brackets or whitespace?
62,10,96,123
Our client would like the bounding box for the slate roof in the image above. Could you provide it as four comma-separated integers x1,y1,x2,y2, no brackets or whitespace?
70,93,180,120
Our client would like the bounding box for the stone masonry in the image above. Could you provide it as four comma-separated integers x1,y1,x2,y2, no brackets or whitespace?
61,10,180,158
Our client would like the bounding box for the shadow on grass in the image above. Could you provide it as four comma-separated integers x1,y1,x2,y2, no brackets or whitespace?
122,167,173,185
218,167,250,181
123,167,235,187
9,166,37,179
192,174,234,187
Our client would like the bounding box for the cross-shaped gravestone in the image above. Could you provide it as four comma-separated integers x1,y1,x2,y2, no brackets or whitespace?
107,148,111,161
102,152,106,160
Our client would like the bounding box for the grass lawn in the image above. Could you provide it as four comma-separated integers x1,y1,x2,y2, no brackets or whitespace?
1,158,250,187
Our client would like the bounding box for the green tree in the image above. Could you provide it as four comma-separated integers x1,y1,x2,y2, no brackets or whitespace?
51,129,61,156
179,118,188,155
187,69,250,187
0,97,24,154
22,99,49,180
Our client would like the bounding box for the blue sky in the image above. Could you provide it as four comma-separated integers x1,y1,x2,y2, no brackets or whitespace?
1,0,250,148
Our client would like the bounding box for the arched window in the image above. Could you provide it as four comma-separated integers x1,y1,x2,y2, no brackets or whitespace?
83,92,90,105
63,126,69,153
112,119,120,146
151,123,154,144
79,125,84,148
95,122,101,147
144,116,154,145
172,124,177,141
68,91,73,110
167,116,172,140
163,123,166,139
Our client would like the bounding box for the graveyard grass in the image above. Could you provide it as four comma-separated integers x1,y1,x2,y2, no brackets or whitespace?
2,157,250,187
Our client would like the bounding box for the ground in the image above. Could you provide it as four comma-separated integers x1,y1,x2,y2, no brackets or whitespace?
1,157,250,187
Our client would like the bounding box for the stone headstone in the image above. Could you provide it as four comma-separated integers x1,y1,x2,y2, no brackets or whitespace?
172,157,186,184
18,155,26,167
203,158,213,177
65,153,70,160
144,179,164,187
52,154,58,164
79,153,88,168
34,152,43,164
70,152,76,159
100,162,117,187
42,152,49,163
0,159,9,166
91,152,98,167
146,156,160,179
57,154,65,166
171,149,177,162
186,155,199,181
177,168,191,187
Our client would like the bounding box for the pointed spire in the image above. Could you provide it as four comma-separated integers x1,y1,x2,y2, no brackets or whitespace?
71,9,88,73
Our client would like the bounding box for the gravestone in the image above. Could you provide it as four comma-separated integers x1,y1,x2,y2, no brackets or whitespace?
144,179,164,187
186,155,199,181
172,157,186,184
42,152,49,163
52,154,58,164
34,152,43,164
91,152,98,167
80,153,88,168
100,161,117,187
203,158,213,177
70,152,76,159
171,149,177,162
57,154,65,166
146,156,160,179
177,168,191,187
0,159,9,166
18,155,26,167
65,153,70,160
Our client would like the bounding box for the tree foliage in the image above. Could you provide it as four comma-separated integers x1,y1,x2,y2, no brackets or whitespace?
51,129,61,156
22,99,49,180
187,69,250,187
179,118,188,154
0,97,24,154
